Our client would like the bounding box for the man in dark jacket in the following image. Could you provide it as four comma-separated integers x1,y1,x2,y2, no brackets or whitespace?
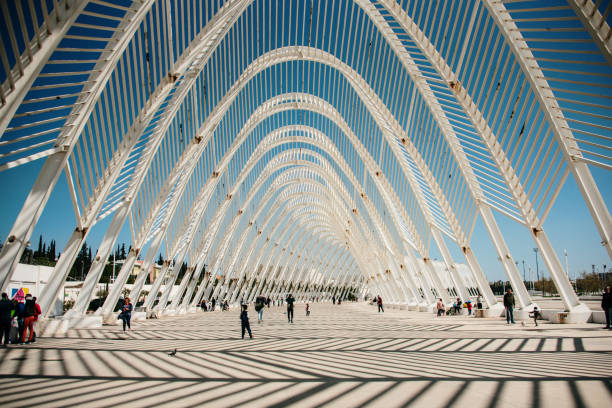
503,289,515,324
240,304,253,339
13,298,25,344
22,294,36,343
0,293,14,346
602,286,612,329
286,294,295,323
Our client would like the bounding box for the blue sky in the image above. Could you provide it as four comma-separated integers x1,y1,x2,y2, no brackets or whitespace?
0,134,609,282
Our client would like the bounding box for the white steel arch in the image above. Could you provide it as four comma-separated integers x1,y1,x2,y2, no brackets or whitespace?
0,0,609,322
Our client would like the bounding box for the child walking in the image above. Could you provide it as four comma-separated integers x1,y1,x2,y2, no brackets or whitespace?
240,304,253,339
529,306,541,326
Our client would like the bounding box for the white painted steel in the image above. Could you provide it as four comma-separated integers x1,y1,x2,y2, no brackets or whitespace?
1,0,609,320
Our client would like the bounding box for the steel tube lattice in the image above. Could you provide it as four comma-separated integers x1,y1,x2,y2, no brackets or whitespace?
0,0,609,320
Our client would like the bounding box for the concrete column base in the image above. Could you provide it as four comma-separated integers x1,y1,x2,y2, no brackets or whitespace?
514,309,529,321
132,311,147,321
552,303,592,323
175,307,188,315
566,303,593,324
540,305,592,324
39,318,71,336
102,312,121,325
591,311,606,324
488,303,506,317
418,304,434,313
69,315,103,329
474,304,505,318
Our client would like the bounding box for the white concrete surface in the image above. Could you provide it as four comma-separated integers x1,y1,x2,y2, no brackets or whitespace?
0,302,610,407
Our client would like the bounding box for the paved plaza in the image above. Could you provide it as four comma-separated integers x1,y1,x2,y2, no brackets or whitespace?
0,302,611,407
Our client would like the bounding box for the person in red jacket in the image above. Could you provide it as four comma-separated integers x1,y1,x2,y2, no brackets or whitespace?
32,297,41,343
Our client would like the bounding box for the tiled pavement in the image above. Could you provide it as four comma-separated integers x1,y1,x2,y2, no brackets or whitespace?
0,302,610,407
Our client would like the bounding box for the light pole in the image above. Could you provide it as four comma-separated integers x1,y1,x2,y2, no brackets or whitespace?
522,260,526,285
528,266,533,293
112,252,116,284
564,249,569,281
533,247,540,295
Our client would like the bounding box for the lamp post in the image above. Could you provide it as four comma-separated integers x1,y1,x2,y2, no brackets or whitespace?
528,267,533,293
533,247,540,295
112,252,116,284
533,248,539,281
564,249,569,280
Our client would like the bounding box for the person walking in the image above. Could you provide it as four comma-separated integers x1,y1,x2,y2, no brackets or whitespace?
240,304,253,339
436,298,445,316
332,296,336,305
466,300,473,316
0,293,14,347
503,289,515,324
21,294,36,344
306,303,310,316
211,298,216,311
31,297,41,343
602,286,612,329
455,298,462,315
255,296,265,323
476,295,483,310
530,306,541,327
120,297,133,332
377,295,384,313
286,293,295,323
13,294,25,344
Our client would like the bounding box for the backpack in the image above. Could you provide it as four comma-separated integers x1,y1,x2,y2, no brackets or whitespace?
24,300,35,317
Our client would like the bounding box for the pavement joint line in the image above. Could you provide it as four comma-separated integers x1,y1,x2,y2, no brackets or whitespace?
1,303,610,406
1,374,611,382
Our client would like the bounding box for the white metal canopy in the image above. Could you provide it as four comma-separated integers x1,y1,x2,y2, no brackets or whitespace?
0,0,610,317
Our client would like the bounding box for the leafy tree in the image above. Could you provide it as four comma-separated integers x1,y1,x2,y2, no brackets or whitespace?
70,242,93,280
576,271,612,294
47,240,56,261
37,235,43,257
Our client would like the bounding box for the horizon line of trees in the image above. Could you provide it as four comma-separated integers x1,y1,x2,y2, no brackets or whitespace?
489,271,612,296
14,235,172,284
12,236,612,295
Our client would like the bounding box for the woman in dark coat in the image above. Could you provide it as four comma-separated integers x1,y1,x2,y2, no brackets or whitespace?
602,286,612,329
120,297,133,332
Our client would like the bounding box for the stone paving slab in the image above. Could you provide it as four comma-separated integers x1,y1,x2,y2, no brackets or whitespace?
0,302,611,407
